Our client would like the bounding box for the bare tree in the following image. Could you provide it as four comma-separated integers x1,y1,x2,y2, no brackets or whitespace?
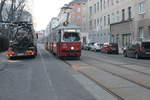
0,0,7,21
7,0,26,22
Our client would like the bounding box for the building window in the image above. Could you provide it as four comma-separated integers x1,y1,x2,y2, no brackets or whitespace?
94,19,97,28
100,17,102,28
89,6,92,16
104,0,106,9
108,0,110,7
97,2,99,11
100,0,102,11
111,13,114,23
108,15,110,25
94,4,97,13
111,0,114,5
122,9,125,21
97,19,99,26
139,2,145,14
90,20,92,29
104,16,106,26
116,0,119,4
128,7,132,19
139,27,144,38
116,11,120,22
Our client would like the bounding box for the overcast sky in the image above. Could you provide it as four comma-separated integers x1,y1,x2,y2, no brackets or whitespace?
33,0,71,31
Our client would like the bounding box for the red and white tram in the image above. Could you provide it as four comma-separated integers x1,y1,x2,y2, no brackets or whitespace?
48,25,81,58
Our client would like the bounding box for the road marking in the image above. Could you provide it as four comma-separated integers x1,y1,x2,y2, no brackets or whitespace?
38,47,58,100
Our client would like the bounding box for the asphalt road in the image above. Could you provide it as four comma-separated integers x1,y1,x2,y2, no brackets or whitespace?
0,46,98,100
1,47,150,100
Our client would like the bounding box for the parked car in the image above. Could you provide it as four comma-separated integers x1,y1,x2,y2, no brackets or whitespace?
90,43,102,52
82,43,89,50
88,42,95,50
101,42,119,54
123,41,150,59
83,42,95,50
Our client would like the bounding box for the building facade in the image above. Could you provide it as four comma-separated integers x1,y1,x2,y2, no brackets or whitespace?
84,0,150,53
68,0,88,43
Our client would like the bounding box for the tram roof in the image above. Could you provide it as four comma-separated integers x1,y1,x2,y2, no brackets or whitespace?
59,25,80,30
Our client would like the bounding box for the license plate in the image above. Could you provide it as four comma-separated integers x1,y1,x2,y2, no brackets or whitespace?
17,53,24,56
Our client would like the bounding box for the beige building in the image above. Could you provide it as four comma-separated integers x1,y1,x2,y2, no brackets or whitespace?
84,0,150,52
68,0,88,26
111,0,150,52
68,0,88,43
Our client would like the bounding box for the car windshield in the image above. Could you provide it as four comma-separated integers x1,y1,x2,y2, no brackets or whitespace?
63,32,80,42
142,42,150,49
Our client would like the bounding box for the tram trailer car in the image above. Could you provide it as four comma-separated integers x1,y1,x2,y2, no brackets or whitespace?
49,25,81,58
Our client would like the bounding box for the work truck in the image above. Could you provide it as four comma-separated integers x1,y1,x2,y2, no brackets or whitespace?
7,22,38,58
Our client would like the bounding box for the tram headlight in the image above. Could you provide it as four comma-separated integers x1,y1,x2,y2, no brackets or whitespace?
71,47,75,50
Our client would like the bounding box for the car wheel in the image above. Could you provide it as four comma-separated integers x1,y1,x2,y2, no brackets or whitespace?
106,51,109,54
135,53,140,59
123,51,127,57
32,55,36,58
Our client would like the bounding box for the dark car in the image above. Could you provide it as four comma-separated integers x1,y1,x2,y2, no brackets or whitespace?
101,42,119,54
123,41,150,59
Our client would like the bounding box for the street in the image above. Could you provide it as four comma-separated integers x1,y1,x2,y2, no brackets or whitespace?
0,45,117,100
1,0,150,100
1,45,150,100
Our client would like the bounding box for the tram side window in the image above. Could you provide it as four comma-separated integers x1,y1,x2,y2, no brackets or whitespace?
58,31,61,42
63,32,80,42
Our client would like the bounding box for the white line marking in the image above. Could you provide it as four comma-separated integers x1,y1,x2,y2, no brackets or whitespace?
38,46,58,100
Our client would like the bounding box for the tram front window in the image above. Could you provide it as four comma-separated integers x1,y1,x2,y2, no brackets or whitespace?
63,32,80,42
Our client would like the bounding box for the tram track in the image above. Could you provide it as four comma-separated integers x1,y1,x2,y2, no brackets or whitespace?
82,55,150,76
97,52,150,69
80,56,150,90
64,61,124,100
64,59,150,100
64,51,150,100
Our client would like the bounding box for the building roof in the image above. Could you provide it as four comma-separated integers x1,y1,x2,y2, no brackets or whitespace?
69,0,88,4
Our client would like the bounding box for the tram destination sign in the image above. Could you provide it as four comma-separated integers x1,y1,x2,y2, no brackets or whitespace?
64,29,80,33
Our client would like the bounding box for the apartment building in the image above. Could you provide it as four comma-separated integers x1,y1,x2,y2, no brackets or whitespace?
134,0,150,41
111,0,150,52
85,0,150,52
68,0,88,27
67,0,88,43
